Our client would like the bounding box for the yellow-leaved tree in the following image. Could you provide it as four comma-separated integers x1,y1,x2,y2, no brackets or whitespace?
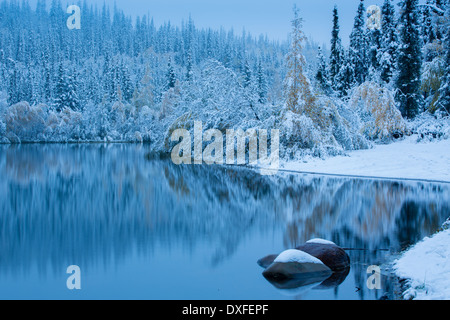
284,6,330,130
351,81,406,140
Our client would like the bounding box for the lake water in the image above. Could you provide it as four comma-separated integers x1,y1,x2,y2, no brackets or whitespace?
0,144,449,300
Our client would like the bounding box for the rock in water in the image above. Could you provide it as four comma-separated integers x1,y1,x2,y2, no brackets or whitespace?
262,249,332,280
295,241,350,272
257,254,278,269
259,239,350,281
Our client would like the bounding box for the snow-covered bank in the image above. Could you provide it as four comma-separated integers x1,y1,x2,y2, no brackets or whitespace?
393,224,450,300
279,135,450,183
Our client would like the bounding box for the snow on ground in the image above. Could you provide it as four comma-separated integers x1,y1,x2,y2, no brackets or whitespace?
279,135,450,183
393,227,450,300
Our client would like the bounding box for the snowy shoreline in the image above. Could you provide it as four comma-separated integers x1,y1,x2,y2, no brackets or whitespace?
278,134,450,183
393,226,450,300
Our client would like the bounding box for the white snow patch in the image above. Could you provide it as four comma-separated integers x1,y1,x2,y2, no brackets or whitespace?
276,135,450,182
393,228,450,300
274,249,324,265
306,238,336,246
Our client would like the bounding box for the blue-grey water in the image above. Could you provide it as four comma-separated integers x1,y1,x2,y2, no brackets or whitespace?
0,144,449,300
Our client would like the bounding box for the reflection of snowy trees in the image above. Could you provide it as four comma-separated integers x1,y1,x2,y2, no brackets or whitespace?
0,144,449,276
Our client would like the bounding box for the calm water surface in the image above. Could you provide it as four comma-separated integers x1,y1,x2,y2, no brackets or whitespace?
0,144,449,300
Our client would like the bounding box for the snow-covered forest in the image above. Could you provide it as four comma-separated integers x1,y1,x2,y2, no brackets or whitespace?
0,0,449,161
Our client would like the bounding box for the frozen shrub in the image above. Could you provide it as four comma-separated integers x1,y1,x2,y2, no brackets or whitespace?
409,111,450,142
329,100,371,151
0,118,7,143
351,81,407,141
421,56,445,113
281,111,322,151
5,102,47,142
46,107,83,142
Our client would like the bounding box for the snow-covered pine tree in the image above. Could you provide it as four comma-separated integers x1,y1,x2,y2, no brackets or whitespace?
315,46,332,95
119,61,133,102
395,0,423,119
65,70,79,111
380,0,399,83
433,0,445,41
349,0,369,85
368,27,382,79
186,50,194,82
102,54,116,102
54,63,79,111
243,59,252,88
335,49,356,97
54,63,68,112
7,64,19,105
133,65,154,110
329,6,343,91
437,1,450,113
421,3,436,45
256,61,268,104
166,57,176,90
42,51,52,104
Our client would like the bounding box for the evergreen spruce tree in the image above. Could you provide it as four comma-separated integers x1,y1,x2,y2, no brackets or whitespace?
368,27,382,77
395,0,423,119
349,0,369,85
380,0,399,83
42,51,52,103
103,54,115,101
7,67,19,105
54,63,68,112
119,61,133,102
335,50,355,97
329,6,343,91
437,2,450,113
256,61,267,103
54,64,79,111
315,46,332,94
421,4,436,45
166,57,176,90
186,51,194,82
433,0,444,41
243,59,252,88
65,71,79,111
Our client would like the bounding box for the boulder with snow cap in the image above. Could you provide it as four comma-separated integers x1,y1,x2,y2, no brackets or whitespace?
262,249,332,281
259,239,350,281
296,239,350,272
